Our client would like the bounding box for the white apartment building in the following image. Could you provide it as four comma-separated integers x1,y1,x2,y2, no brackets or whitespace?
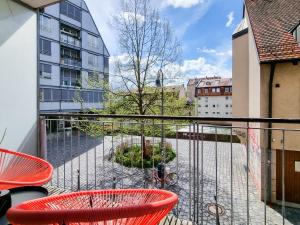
195,77,232,117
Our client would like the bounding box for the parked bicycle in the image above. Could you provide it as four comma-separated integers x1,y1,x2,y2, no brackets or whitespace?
145,165,178,188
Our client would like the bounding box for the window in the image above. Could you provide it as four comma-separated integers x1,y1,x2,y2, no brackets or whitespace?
40,39,51,56
204,88,208,94
88,53,99,68
205,105,208,107
52,89,61,101
61,47,81,66
205,112,208,114
104,57,109,73
40,15,51,33
80,91,102,103
226,96,229,100
40,63,52,79
216,88,220,93
212,88,216,93
60,1,81,22
88,34,99,49
225,104,228,107
61,69,81,87
40,89,51,102
213,105,216,108
293,24,300,43
225,87,230,93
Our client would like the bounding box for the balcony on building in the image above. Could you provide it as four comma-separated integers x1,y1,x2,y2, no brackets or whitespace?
60,23,81,48
60,46,81,67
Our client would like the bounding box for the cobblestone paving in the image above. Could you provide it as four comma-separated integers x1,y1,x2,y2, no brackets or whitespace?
47,134,300,225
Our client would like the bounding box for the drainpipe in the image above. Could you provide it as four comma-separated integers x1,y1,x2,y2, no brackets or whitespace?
267,63,276,203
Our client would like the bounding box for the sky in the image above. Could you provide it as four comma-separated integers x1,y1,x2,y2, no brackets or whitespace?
85,0,244,84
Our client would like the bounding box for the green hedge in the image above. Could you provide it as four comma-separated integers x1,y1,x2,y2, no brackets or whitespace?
114,142,176,168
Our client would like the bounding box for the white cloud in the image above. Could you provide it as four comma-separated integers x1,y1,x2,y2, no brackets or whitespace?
226,11,234,27
200,47,232,56
163,0,203,8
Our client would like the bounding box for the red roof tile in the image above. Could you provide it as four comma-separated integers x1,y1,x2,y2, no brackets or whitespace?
245,0,300,62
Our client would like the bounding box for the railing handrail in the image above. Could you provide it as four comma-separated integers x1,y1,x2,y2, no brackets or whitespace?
39,113,300,124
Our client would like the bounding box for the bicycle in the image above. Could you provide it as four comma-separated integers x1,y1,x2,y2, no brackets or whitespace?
145,167,178,188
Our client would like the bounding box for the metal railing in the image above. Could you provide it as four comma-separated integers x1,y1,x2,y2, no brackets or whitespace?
60,33,81,47
60,58,81,67
40,113,300,225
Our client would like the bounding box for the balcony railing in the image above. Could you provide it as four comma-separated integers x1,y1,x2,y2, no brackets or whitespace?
60,33,81,47
60,57,81,67
40,113,300,225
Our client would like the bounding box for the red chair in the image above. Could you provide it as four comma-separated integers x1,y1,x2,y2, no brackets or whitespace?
7,189,178,225
0,148,53,190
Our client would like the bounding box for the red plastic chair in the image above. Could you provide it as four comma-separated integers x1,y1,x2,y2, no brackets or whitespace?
7,189,178,225
0,148,53,190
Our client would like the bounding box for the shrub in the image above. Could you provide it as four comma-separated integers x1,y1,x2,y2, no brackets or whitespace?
114,142,176,168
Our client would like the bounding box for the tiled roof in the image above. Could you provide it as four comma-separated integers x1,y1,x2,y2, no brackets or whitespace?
245,0,300,62
196,78,232,88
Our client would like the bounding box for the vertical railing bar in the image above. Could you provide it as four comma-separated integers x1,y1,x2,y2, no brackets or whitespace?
201,124,204,225
230,127,233,225
111,121,115,189
193,122,196,222
246,122,249,225
85,129,88,190
56,120,59,187
121,122,124,189
215,127,219,225
264,129,267,224
63,117,66,190
94,120,97,190
141,121,144,172
77,122,81,191
196,123,200,224
176,124,179,217
282,129,285,225
48,119,52,186
188,123,192,221
70,119,73,191
102,121,105,189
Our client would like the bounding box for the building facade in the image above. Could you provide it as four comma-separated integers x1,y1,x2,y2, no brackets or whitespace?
233,0,300,205
195,77,232,117
39,0,109,112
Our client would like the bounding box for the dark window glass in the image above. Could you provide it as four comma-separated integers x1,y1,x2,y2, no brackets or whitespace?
43,89,51,101
40,39,51,56
60,2,67,15
88,92,94,103
62,90,69,101
104,57,109,72
52,89,61,101
81,92,88,102
60,1,81,22
94,92,99,102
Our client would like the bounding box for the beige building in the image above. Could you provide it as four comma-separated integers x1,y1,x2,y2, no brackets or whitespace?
195,77,232,117
233,0,300,205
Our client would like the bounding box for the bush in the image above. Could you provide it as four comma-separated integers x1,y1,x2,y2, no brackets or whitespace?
114,142,176,168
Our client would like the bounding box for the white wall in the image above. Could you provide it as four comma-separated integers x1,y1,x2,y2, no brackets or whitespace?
0,1,38,155
197,96,232,117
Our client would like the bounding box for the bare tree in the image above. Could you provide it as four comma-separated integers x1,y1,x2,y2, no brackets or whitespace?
113,0,181,115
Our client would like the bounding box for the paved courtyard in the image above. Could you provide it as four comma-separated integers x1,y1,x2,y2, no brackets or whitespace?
47,133,300,225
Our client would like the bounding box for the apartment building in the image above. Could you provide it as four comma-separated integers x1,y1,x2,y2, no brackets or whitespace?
39,0,109,112
195,77,232,117
233,0,300,204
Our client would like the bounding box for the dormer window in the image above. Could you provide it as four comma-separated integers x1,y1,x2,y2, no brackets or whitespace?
292,23,300,43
